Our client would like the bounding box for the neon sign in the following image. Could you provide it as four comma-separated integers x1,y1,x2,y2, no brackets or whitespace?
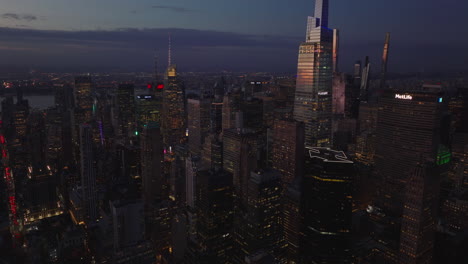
395,94,412,100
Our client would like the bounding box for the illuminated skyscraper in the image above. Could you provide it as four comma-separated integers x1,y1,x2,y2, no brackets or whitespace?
293,0,335,147
372,87,449,262
74,76,93,124
238,170,283,260
136,94,162,133
374,89,448,218
162,65,186,149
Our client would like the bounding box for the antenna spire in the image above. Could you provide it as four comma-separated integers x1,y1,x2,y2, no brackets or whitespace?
168,33,172,67
154,50,158,83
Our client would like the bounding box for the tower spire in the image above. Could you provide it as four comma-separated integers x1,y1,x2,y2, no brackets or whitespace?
168,33,172,68
154,50,158,83
380,32,391,89
332,29,339,73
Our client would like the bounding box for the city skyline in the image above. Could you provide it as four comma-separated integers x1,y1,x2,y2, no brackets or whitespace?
1,0,468,263
0,0,466,72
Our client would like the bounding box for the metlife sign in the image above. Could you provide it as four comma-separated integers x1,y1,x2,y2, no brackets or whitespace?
395,94,413,100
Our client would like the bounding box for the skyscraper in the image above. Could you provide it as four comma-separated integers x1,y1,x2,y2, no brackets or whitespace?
162,64,186,149
302,147,354,263
116,83,136,137
195,169,235,263
222,92,241,131
237,170,283,261
271,119,305,188
223,129,259,202
79,124,98,224
187,98,211,156
136,94,162,133
141,121,164,205
74,76,93,124
372,87,449,262
398,163,440,264
293,0,335,147
282,179,302,264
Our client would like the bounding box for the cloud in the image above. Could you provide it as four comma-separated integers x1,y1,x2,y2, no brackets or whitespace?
151,5,194,13
0,26,464,73
2,13,38,22
0,26,301,71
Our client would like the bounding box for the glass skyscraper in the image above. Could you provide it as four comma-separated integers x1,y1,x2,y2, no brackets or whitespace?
293,0,334,147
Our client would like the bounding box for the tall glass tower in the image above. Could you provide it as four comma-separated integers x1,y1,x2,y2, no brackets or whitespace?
293,0,334,147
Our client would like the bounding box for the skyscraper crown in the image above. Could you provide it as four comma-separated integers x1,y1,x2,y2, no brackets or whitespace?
314,0,329,28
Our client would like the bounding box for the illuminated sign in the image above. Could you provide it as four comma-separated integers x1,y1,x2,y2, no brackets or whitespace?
137,95,154,99
156,84,164,89
147,83,152,89
318,92,328,95
395,94,412,100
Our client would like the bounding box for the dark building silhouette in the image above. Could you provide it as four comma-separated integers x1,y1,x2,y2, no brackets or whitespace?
302,147,353,263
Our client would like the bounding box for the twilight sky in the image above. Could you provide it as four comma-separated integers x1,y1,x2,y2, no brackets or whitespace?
0,0,466,73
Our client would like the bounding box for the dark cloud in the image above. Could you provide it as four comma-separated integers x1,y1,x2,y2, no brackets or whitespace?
2,13,38,22
0,27,465,73
0,27,300,72
151,5,194,13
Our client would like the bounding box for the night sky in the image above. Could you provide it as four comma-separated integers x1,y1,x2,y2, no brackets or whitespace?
0,0,466,73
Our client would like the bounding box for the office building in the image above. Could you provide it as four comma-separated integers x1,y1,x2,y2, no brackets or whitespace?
162,64,186,149
302,147,353,263
74,76,94,124
195,169,235,263
223,129,259,202
271,119,305,188
237,170,283,260
79,124,98,224
187,98,211,156
293,0,335,147
398,163,440,264
372,88,449,262
116,83,135,137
